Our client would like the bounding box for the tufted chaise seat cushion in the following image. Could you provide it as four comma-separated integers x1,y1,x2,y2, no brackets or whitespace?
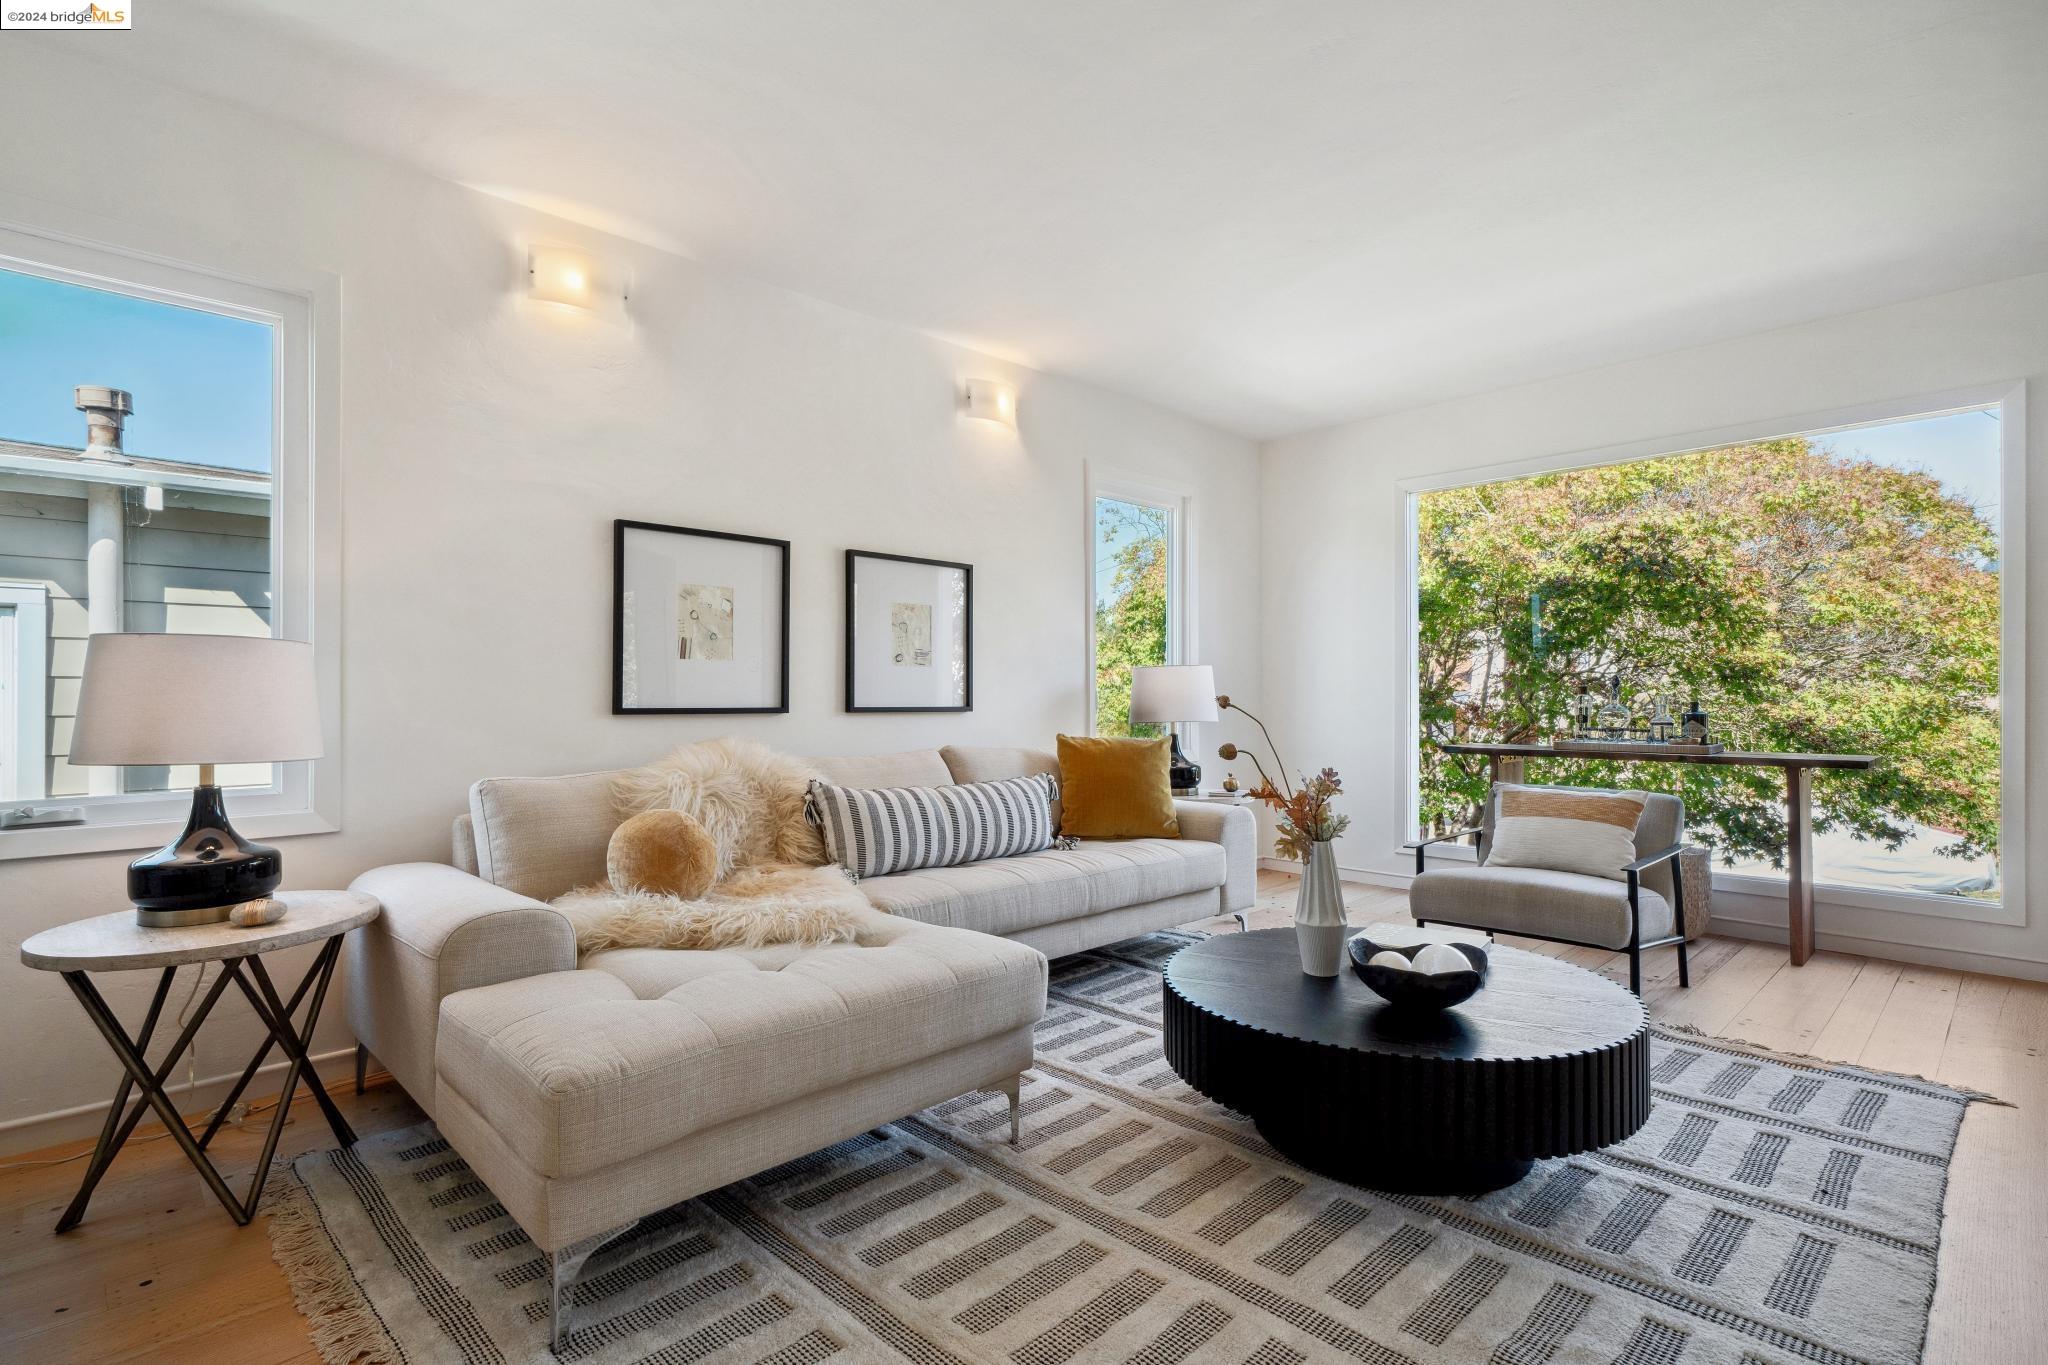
433,907,1045,1179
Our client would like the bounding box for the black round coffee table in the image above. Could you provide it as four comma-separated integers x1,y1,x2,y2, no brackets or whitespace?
1162,929,1650,1193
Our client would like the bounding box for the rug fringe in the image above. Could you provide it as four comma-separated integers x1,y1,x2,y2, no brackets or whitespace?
1657,1022,2010,1106
262,1157,403,1364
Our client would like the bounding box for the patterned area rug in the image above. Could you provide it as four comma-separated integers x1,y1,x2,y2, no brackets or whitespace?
269,932,1982,1364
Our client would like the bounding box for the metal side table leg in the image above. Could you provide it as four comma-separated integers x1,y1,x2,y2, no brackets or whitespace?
235,941,355,1146
195,948,328,1151
54,966,177,1233
60,968,255,1226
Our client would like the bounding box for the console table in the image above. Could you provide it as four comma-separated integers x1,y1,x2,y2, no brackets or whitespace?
1440,742,1877,966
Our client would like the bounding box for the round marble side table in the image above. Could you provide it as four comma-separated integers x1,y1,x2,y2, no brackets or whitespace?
20,890,380,1230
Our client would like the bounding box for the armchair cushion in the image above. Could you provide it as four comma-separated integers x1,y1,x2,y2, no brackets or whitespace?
1484,784,1647,881
1481,784,1684,907
1410,863,1674,950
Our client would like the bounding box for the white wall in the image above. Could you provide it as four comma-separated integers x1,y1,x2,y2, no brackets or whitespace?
0,54,1261,1151
1261,271,2048,980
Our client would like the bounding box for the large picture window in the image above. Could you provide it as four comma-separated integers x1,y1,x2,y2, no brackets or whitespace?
0,227,331,856
1413,397,2018,912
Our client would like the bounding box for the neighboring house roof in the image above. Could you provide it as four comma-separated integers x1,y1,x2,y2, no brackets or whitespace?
0,436,271,499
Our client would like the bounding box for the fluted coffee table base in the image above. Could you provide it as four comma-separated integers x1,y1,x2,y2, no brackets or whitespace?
1163,929,1651,1196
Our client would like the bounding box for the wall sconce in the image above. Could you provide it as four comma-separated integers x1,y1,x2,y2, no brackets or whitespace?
963,378,1018,428
528,245,599,309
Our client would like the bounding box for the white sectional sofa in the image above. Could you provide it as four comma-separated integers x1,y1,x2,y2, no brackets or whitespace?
343,744,1255,1346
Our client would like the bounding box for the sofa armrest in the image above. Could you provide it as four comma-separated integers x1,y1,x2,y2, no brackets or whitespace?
345,862,575,1117
1174,801,1256,913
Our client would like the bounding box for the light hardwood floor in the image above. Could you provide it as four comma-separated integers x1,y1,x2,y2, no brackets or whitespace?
3,869,2041,1363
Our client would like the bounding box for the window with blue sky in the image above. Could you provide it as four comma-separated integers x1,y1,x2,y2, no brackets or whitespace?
0,263,276,803
0,266,273,471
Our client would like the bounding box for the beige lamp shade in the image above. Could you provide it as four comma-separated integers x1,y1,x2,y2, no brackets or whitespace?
70,633,324,767
1129,664,1221,725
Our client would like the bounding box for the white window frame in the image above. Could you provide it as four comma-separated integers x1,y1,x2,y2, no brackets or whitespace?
0,220,341,860
1084,466,1198,742
1397,382,2027,929
0,582,51,801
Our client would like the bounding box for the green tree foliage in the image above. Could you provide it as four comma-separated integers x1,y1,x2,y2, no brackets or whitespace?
1418,439,2000,875
1095,501,1169,737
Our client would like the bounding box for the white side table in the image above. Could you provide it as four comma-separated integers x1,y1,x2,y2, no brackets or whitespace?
19,890,379,1230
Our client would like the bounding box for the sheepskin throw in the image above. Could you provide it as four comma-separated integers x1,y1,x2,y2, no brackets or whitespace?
552,738,864,953
613,736,827,876
808,773,1063,879
554,864,868,954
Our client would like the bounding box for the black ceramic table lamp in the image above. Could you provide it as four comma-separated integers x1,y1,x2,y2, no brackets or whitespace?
1130,664,1221,793
69,633,323,927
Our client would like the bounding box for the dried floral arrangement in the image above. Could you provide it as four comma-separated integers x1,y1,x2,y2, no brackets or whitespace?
1215,695,1352,862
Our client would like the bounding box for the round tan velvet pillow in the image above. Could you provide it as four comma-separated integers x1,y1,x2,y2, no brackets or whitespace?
607,808,719,899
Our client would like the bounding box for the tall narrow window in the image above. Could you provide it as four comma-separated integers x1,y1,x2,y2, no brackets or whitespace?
1412,402,2012,909
1090,486,1185,736
0,235,319,848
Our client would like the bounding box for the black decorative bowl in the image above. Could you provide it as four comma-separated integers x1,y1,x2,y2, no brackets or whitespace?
1347,935,1489,1011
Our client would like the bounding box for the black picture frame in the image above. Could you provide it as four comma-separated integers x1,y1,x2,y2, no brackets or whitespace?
613,518,791,714
844,548,973,713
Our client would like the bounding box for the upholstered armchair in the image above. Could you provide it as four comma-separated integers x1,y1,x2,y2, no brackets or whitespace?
1405,783,1691,995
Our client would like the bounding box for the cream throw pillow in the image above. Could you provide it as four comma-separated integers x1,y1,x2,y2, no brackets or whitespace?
1485,785,1647,881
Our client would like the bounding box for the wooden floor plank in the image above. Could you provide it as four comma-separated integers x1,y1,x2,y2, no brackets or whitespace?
0,1080,424,1365
1856,965,1964,1079
1645,941,1785,1035
1922,979,2048,1365
1721,949,1863,1055
1809,958,1904,1064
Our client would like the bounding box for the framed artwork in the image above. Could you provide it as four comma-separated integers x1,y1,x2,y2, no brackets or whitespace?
845,549,972,712
613,519,790,714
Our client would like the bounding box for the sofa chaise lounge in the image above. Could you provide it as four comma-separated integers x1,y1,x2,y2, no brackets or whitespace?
344,744,1255,1345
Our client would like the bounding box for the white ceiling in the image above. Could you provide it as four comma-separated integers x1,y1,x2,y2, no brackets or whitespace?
89,1,2048,438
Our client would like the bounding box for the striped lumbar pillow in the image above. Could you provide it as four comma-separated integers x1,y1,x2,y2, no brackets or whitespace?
807,773,1064,879
1484,784,1647,881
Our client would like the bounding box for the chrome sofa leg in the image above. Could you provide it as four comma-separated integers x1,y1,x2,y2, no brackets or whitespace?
550,1245,575,1354
547,1221,638,1353
1000,1074,1022,1146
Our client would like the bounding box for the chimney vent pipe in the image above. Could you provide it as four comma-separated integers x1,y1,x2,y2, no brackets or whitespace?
75,386,134,461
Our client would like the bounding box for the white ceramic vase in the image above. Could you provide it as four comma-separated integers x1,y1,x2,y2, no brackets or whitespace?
1294,839,1347,976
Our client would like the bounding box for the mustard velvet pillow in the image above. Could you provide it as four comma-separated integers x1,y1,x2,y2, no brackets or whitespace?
1056,734,1180,839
